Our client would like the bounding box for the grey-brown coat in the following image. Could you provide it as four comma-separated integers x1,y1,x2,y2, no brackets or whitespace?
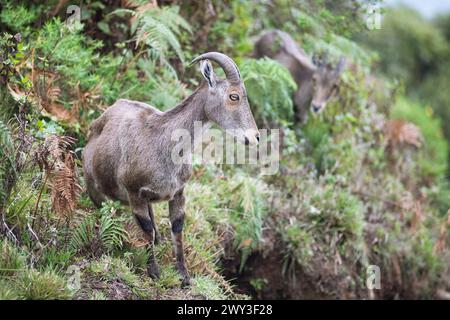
253,30,346,123
83,52,259,286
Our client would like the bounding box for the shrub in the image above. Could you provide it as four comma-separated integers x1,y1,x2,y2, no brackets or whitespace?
15,269,72,300
0,280,19,300
391,97,448,180
228,174,269,271
301,118,334,174
70,201,129,255
34,18,102,91
0,119,16,206
282,225,315,266
191,275,228,300
0,239,27,276
0,1,48,36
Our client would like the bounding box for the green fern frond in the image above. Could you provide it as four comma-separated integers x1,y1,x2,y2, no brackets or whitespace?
240,58,297,125
135,6,191,65
113,5,191,66
70,214,96,253
99,214,128,251
70,202,128,255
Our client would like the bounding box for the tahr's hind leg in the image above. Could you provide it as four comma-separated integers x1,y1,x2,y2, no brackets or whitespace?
84,173,107,207
168,188,190,287
129,193,160,279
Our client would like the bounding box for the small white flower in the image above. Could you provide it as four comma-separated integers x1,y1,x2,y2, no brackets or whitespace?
309,205,320,215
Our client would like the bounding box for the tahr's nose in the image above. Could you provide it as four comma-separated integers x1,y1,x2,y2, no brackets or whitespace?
244,129,260,146
312,104,321,113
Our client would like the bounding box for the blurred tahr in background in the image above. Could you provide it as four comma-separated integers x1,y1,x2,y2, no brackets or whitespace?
0,0,449,300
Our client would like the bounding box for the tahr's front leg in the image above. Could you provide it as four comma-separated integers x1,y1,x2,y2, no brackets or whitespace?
169,188,190,287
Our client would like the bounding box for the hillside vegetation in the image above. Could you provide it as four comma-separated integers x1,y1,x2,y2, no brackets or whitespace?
0,0,449,299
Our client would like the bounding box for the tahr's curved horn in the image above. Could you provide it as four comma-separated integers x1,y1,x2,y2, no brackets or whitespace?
190,52,240,84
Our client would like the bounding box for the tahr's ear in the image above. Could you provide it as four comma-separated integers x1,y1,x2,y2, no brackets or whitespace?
200,60,216,88
334,57,346,76
312,53,319,66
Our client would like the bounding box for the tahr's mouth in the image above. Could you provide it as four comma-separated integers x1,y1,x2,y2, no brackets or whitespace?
231,129,260,146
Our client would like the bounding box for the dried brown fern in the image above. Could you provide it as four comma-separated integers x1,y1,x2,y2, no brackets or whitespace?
434,209,450,253
384,119,423,150
35,135,81,220
122,0,158,10
124,220,149,248
384,119,424,181
9,49,102,126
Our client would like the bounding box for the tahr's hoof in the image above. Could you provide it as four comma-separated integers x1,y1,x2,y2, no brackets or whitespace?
181,276,191,288
147,262,160,280
154,232,161,245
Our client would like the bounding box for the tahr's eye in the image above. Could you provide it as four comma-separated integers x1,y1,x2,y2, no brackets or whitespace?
229,94,240,101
